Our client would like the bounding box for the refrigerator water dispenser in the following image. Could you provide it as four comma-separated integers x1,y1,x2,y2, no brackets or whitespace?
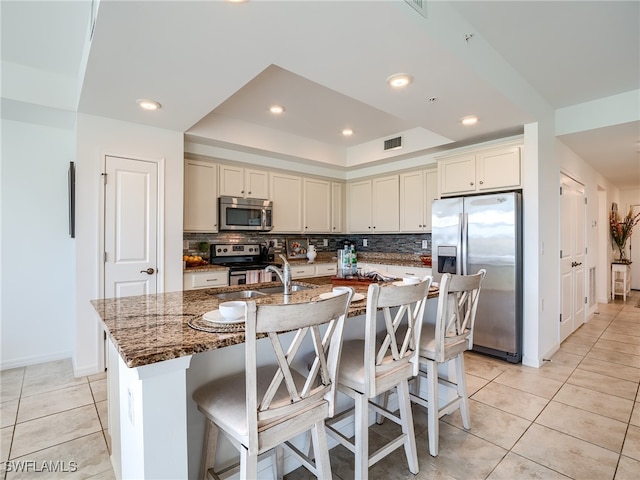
437,245,457,274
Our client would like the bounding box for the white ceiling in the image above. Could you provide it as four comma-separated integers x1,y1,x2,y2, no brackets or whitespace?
2,1,638,188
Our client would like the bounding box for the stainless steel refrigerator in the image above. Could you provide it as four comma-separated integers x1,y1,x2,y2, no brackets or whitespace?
431,192,522,363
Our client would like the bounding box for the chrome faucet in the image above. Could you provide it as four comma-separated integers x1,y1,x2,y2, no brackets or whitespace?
265,254,292,295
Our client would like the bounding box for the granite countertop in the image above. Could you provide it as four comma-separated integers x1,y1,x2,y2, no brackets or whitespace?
92,276,437,369
183,252,431,272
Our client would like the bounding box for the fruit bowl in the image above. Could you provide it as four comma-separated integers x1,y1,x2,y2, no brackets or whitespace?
184,255,207,267
419,255,432,267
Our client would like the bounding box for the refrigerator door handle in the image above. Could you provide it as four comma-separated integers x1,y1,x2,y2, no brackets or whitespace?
461,212,468,275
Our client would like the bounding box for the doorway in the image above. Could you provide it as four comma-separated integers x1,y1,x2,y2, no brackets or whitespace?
103,155,160,298
99,155,162,370
560,174,586,342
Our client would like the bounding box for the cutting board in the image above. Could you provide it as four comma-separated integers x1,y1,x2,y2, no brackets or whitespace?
331,276,377,286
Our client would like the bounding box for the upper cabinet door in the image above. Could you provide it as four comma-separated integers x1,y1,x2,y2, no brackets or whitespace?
439,154,476,195
476,146,521,191
347,180,373,233
219,165,269,198
399,168,438,232
331,182,344,233
423,169,438,231
372,175,400,232
303,178,331,233
218,165,245,197
270,173,302,233
184,160,217,232
245,169,269,198
400,170,425,232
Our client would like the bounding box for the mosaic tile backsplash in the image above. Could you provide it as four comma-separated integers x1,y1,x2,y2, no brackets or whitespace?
184,232,431,257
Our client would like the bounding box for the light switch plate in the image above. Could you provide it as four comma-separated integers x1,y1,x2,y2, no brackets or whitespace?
421,240,429,249
323,239,328,247
363,239,368,247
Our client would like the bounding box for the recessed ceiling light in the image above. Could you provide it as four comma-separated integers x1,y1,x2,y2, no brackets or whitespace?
386,73,413,88
269,105,285,114
461,115,479,126
342,129,354,136
136,99,161,110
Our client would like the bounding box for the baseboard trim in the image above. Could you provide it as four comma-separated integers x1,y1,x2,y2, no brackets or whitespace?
0,350,73,371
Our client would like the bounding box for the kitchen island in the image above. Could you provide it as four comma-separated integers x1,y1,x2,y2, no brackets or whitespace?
92,277,436,479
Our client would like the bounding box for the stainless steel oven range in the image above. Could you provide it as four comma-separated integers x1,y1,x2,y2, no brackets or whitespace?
209,243,280,285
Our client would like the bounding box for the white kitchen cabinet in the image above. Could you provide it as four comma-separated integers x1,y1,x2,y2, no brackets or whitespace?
219,165,269,199
347,180,373,233
439,144,522,196
347,175,399,233
315,263,337,276
303,178,331,233
288,262,337,279
385,265,432,279
331,182,344,233
400,168,438,232
270,172,303,233
290,264,316,279
183,269,228,290
373,175,400,232
184,160,218,232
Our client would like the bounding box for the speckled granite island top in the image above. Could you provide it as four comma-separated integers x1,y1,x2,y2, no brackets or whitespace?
92,276,438,369
91,278,363,368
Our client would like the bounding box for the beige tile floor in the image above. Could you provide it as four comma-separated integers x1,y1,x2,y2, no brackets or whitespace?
1,360,113,479
288,291,640,480
1,292,638,479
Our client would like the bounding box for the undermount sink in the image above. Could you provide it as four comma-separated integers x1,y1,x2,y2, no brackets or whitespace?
253,284,314,295
212,284,315,301
213,290,267,300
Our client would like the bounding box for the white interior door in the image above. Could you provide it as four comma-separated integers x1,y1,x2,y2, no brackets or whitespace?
560,175,586,342
104,156,158,298
631,204,640,289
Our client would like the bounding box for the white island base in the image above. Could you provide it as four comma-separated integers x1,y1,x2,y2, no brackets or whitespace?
104,297,462,480
107,340,193,479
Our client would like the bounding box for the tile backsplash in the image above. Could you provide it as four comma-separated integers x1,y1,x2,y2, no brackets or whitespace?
183,232,431,257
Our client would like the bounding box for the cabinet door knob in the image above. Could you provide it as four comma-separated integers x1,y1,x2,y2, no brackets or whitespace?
470,182,474,186
479,180,484,185
241,190,244,194
248,191,252,194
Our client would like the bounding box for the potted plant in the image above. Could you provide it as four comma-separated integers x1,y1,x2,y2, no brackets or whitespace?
610,206,640,263
197,241,210,262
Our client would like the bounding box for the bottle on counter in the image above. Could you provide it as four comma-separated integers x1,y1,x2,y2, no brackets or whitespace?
350,244,357,275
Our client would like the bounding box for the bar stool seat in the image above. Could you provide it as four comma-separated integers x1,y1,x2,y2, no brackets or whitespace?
193,291,352,480
410,269,486,457
326,278,431,479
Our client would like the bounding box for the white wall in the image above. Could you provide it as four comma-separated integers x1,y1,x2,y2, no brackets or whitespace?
74,114,184,376
1,119,76,369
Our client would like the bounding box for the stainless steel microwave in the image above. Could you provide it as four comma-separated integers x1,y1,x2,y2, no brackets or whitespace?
218,196,273,231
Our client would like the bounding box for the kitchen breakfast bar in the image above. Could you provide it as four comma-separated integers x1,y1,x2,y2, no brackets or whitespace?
91,276,438,479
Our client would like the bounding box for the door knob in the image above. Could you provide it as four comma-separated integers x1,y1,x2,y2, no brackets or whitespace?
140,268,155,275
